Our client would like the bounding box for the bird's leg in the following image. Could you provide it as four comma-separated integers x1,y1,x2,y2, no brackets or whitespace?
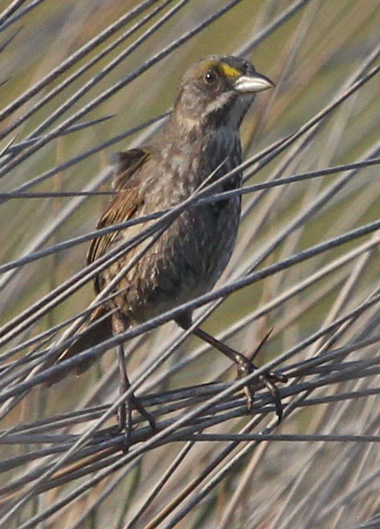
177,316,287,422
117,343,132,448
113,317,156,451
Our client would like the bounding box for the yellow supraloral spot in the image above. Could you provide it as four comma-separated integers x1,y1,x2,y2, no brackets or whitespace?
219,63,241,80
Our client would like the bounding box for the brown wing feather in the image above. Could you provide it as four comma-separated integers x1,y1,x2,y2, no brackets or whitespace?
111,148,150,190
87,187,144,293
87,148,150,291
48,148,149,383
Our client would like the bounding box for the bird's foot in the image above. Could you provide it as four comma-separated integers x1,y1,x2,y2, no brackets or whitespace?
236,355,287,424
117,396,156,454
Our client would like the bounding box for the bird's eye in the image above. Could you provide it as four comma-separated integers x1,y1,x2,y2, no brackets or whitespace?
204,68,218,85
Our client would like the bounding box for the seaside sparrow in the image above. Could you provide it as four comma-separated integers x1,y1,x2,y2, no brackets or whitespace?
52,55,286,435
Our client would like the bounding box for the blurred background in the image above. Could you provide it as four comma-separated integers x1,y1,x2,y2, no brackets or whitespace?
0,0,380,528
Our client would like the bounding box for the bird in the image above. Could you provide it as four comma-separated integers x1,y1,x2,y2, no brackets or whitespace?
51,55,285,438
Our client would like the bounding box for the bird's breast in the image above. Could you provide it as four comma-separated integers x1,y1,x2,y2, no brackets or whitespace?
103,129,243,324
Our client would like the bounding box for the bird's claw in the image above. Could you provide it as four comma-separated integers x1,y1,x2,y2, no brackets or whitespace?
236,357,287,423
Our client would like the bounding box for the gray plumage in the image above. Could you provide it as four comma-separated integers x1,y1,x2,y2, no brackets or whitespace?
52,55,273,376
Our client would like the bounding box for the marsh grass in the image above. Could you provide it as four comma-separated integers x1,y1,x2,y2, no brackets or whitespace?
0,1,380,527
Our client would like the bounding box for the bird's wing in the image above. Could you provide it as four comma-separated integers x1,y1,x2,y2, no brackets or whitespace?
47,150,151,381
87,148,151,290
111,147,151,190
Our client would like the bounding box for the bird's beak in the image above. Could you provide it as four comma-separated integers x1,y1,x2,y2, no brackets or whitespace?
234,72,274,94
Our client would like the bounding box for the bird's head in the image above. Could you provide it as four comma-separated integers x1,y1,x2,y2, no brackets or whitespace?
173,55,274,132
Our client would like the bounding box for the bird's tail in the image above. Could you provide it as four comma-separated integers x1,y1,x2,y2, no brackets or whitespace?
46,305,113,384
